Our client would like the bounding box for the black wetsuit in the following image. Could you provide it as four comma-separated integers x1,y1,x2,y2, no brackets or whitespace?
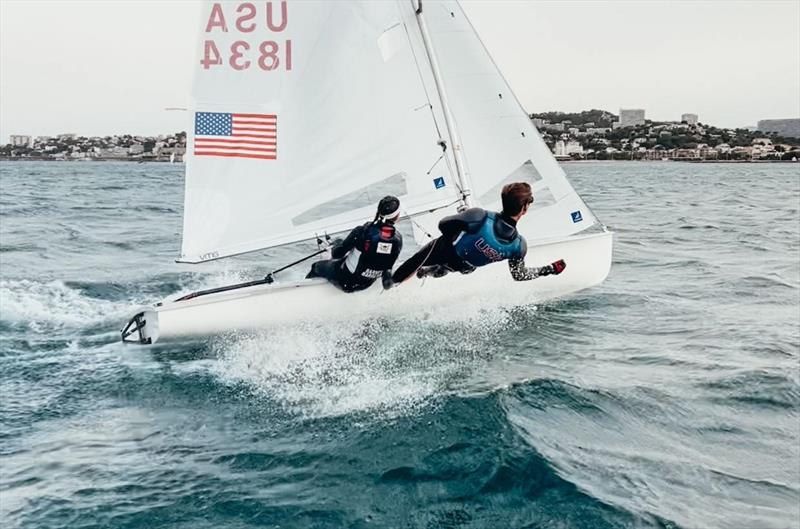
307,220,402,292
392,208,542,283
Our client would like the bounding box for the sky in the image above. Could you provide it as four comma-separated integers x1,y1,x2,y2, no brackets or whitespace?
1,0,799,141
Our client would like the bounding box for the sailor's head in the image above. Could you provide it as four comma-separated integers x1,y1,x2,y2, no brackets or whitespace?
501,182,533,219
376,195,401,223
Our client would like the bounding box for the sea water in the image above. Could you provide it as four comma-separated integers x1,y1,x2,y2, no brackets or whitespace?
1,161,798,528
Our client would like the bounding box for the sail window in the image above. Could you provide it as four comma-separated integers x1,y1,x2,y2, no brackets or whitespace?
529,187,556,210
378,23,406,63
291,173,409,226
477,160,543,206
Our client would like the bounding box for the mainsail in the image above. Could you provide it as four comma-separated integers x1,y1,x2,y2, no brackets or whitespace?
181,1,459,263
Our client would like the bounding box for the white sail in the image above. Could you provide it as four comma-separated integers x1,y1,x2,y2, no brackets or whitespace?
422,1,599,240
181,1,459,263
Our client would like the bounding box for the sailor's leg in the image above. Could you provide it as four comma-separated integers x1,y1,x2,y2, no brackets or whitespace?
416,264,451,279
306,259,340,280
392,237,449,283
417,253,475,279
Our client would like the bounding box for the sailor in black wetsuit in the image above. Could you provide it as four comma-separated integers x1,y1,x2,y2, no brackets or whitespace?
306,196,403,293
389,182,565,285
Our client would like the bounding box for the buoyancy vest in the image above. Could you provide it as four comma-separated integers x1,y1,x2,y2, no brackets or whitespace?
452,212,523,267
344,222,401,280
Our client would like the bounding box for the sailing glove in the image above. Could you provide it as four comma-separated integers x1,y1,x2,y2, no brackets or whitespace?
539,259,566,276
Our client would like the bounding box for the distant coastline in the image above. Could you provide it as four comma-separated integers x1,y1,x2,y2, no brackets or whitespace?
0,157,179,163
2,157,796,164
4,110,799,163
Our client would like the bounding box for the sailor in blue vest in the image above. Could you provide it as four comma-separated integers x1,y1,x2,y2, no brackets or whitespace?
307,196,403,292
388,182,565,286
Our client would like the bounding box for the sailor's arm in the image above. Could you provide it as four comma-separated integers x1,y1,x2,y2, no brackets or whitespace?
331,225,364,259
508,258,566,281
438,208,486,238
381,232,403,288
507,239,566,281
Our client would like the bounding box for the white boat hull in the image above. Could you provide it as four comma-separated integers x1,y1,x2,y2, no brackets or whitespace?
122,230,613,344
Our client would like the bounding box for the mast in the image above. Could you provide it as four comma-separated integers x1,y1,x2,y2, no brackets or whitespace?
414,0,473,208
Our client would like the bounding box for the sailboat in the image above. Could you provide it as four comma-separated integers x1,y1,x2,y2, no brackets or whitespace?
121,0,613,344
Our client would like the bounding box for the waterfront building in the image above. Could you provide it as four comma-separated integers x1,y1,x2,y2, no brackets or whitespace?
531,118,546,128
9,135,32,147
566,141,584,155
681,113,698,125
757,118,800,138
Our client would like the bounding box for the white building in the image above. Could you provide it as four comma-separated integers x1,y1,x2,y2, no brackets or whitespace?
615,108,645,128
566,141,584,155
554,140,566,157
681,113,698,125
9,135,32,147
715,143,731,153
57,133,77,140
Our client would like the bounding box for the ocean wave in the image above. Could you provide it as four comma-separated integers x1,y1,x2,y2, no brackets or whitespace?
0,279,125,332
699,370,800,410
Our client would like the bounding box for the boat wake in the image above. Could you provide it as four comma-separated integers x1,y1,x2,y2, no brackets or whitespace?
210,304,520,421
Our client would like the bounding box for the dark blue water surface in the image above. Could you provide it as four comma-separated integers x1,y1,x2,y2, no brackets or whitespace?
1,161,798,529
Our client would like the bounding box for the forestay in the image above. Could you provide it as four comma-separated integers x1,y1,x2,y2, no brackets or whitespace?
422,1,598,240
181,1,458,263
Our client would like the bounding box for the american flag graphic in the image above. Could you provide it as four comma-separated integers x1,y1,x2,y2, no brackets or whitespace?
194,112,277,160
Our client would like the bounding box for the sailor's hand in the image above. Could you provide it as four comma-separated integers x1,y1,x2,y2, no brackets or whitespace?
321,237,342,259
538,259,566,276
